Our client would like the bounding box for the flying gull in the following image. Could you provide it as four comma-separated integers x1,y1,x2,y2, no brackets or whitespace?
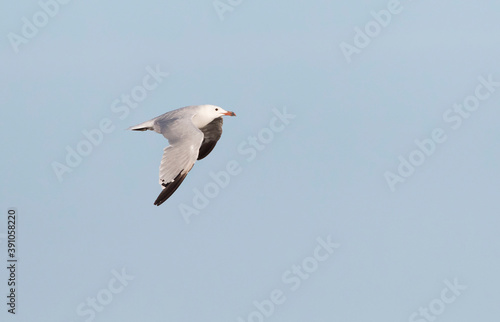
129,105,236,206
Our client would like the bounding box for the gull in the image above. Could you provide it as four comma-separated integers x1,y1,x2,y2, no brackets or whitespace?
129,105,236,206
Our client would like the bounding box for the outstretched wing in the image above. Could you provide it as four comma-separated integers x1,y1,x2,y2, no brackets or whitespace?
197,117,223,160
153,117,203,206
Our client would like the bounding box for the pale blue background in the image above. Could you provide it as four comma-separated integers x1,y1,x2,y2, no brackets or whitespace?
1,0,500,321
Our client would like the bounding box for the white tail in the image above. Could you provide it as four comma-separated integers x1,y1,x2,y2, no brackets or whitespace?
128,119,155,131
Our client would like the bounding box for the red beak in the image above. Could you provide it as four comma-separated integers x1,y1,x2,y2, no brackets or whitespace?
224,111,236,116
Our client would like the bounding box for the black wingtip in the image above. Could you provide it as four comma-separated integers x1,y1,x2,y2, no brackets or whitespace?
153,171,188,206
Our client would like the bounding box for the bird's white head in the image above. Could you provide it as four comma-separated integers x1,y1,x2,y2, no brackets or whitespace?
204,104,236,117
193,105,236,128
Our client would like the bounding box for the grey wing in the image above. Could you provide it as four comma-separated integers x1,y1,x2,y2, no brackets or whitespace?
153,117,203,206
197,117,223,160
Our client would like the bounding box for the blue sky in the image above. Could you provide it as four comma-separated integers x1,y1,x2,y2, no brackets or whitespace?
1,0,500,321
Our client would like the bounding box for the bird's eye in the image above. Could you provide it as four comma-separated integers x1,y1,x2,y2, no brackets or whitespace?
215,108,219,111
